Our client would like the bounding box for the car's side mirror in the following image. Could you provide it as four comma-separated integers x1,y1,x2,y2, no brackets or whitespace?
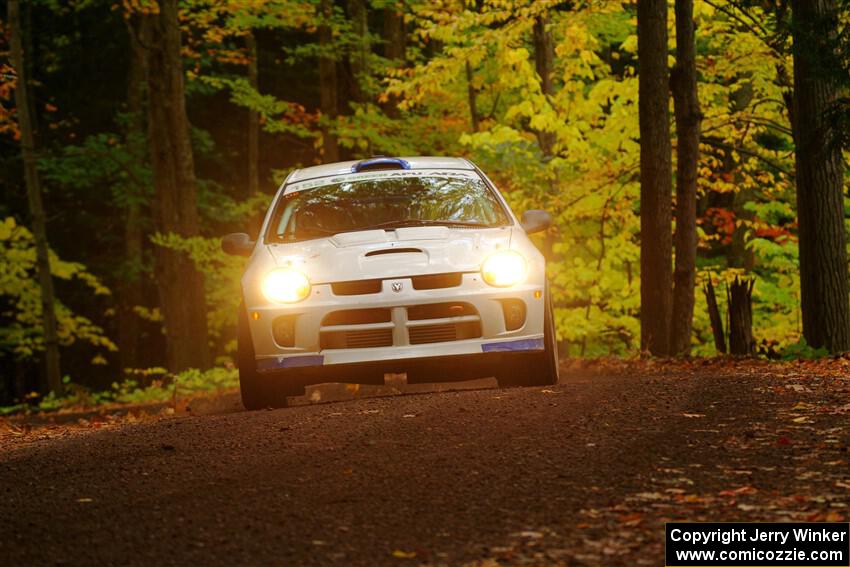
520,210,552,234
221,233,255,257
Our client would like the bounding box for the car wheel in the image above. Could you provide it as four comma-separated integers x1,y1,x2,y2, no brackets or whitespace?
497,283,560,388
237,305,302,409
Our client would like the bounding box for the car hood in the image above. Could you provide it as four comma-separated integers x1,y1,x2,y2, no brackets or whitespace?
266,226,514,283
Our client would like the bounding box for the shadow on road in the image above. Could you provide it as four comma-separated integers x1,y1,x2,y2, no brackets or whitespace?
290,374,499,408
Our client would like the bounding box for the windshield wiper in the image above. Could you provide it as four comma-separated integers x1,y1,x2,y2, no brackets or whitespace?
280,219,495,242
357,219,493,231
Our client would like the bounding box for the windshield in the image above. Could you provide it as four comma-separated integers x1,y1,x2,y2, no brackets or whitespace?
267,170,511,243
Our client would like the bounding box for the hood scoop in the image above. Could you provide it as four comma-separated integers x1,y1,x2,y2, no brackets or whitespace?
365,247,423,257
330,226,451,247
330,230,390,247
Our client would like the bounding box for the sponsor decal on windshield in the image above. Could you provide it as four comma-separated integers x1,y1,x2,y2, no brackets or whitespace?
284,169,479,194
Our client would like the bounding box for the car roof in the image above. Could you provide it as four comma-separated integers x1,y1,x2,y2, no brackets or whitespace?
285,156,476,184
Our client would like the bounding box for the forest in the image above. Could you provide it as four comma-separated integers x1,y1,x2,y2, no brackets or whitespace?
2,0,850,407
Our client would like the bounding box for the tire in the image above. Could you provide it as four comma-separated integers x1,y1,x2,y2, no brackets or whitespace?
497,283,560,388
237,305,304,410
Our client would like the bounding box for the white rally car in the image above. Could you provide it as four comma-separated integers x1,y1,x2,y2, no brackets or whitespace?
222,156,558,409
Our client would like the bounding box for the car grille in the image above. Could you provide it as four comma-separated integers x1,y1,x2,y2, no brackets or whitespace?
407,302,477,320
330,273,465,295
411,273,462,290
320,328,393,350
408,321,481,345
319,302,482,350
322,308,391,326
331,279,382,296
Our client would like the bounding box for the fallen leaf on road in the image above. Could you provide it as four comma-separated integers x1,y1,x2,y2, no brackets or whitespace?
512,531,543,539
618,513,642,526
76,498,93,503
676,493,706,503
392,550,416,558
805,509,844,522
719,486,757,497
1,422,30,436
634,492,667,501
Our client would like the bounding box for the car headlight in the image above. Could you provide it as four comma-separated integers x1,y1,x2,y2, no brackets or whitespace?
481,250,528,287
262,269,311,303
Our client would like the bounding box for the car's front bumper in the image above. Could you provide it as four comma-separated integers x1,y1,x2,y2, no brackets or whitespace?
246,272,545,374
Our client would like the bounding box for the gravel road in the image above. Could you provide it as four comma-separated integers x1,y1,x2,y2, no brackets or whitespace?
2,364,848,566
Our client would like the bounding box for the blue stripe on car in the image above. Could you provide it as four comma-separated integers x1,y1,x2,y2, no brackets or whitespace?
257,355,324,371
481,338,545,352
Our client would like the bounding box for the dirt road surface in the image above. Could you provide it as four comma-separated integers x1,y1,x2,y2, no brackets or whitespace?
2,362,849,566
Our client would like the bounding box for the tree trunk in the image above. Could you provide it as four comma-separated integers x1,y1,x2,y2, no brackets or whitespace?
381,3,405,118
22,2,39,145
9,0,63,395
637,0,673,356
117,16,151,372
532,14,558,261
319,0,340,162
791,0,850,353
670,0,701,355
465,61,480,132
118,204,144,371
383,3,405,62
14,359,30,401
532,15,556,157
144,0,210,371
246,31,260,196
727,276,755,355
703,278,727,354
347,0,369,104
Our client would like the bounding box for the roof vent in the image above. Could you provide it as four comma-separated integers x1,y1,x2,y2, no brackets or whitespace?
351,157,411,173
